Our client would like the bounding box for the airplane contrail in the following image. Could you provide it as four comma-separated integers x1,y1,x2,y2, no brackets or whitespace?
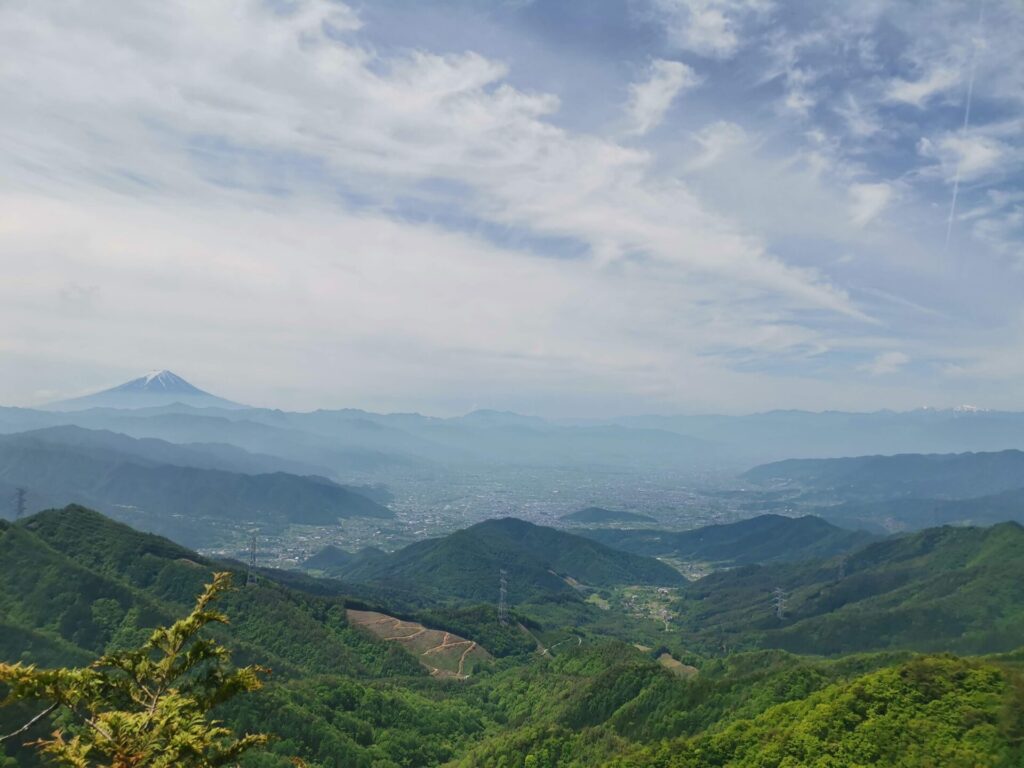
943,4,985,255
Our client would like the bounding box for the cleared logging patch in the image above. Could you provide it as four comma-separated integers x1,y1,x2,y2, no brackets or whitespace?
347,609,492,678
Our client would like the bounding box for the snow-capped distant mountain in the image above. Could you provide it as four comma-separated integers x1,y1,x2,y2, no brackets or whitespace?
44,370,247,411
952,404,988,414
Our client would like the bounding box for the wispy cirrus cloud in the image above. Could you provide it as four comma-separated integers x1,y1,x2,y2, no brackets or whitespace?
624,59,699,134
885,65,962,108
687,121,748,170
859,351,910,376
2,0,1024,413
644,0,772,58
849,183,894,228
0,0,874,413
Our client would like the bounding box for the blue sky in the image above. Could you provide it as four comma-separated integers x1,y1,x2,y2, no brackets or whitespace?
1,0,1023,415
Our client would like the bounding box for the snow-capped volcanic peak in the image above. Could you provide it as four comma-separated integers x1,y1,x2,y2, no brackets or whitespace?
45,370,246,411
114,370,204,395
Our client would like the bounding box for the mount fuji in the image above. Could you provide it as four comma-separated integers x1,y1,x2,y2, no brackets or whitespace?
45,370,247,411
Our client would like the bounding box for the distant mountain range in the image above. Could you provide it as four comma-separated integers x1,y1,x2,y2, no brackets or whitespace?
611,408,1024,461
309,517,686,602
580,514,876,566
8,424,326,476
8,372,1024,478
742,449,1024,532
46,370,247,411
560,507,656,524
3,404,719,476
744,449,1024,500
0,427,391,546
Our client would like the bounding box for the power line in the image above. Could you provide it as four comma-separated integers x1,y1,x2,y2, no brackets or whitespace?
246,533,259,587
771,587,788,621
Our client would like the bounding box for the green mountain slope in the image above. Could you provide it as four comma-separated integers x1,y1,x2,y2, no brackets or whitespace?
6,508,1024,768
581,514,876,565
333,517,686,602
302,544,357,571
451,644,1024,768
613,654,1024,768
1,506,420,679
672,521,1024,655
0,506,508,767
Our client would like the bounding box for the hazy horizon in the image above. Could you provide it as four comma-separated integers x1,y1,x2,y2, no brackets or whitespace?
5,367,1008,420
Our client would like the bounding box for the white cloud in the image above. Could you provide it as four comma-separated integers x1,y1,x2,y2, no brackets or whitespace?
0,0,865,315
5,0,1024,412
624,59,699,135
849,182,893,227
835,94,881,138
972,207,1024,267
0,191,864,413
687,121,748,169
885,64,961,108
918,134,1008,183
860,351,909,376
0,0,879,412
647,0,772,59
960,189,1024,266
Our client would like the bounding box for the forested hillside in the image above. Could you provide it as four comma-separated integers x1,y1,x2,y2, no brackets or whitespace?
4,507,1024,768
452,650,1024,768
321,517,686,602
670,521,1024,655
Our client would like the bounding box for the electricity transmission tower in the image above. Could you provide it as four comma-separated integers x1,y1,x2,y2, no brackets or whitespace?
13,487,26,520
837,555,848,581
246,534,259,587
771,587,788,620
498,569,509,626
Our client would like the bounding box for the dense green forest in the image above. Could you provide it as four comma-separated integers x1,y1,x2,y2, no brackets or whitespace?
323,517,686,602
3,506,1024,767
669,521,1024,655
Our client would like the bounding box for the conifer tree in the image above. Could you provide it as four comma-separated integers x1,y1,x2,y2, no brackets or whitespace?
0,572,267,767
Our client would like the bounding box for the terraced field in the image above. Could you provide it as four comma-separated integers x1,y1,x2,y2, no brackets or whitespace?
347,609,492,678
